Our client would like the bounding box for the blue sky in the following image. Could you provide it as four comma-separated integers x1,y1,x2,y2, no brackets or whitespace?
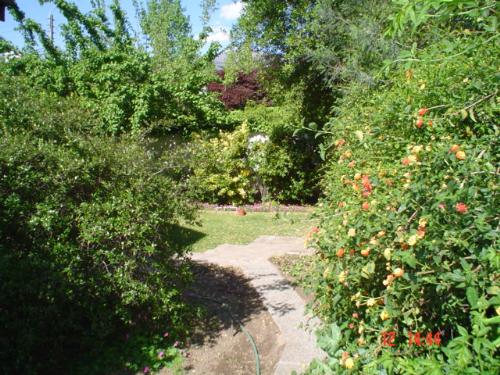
0,1,244,48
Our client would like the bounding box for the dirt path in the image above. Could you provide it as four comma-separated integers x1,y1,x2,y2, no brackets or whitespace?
184,236,325,375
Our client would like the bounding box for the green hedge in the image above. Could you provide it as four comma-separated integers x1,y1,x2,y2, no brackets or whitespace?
0,77,196,373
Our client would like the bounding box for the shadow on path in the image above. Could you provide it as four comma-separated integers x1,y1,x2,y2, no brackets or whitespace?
177,262,282,374
185,262,267,346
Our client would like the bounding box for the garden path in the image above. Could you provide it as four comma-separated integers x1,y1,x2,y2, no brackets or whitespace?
190,236,325,375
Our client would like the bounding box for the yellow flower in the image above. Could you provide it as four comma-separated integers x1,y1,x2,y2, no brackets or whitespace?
408,155,418,164
366,298,376,307
411,145,423,154
383,248,392,260
338,271,347,283
369,237,379,246
355,130,364,141
393,268,404,278
408,235,418,246
357,337,366,346
351,292,361,301
348,228,356,237
419,218,428,227
456,151,466,160
378,230,386,238
345,357,355,369
322,266,331,279
354,172,362,180
380,310,390,321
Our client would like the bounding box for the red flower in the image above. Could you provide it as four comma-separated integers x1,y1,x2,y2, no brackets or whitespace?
349,323,355,329
418,108,429,116
455,202,468,214
402,158,410,166
416,117,424,128
361,175,373,195
352,312,359,319
336,248,345,257
361,202,370,211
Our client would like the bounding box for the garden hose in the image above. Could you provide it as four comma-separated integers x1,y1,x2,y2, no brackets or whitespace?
186,293,261,375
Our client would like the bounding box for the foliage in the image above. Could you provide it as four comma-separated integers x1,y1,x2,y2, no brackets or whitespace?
388,0,498,36
189,100,321,204
231,101,321,203
4,0,228,135
222,41,261,85
189,123,253,205
307,33,499,374
208,70,266,109
0,76,196,374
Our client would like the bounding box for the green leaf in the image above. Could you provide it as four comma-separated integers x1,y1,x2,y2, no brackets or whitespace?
400,251,417,268
317,323,342,355
466,287,478,309
361,261,376,279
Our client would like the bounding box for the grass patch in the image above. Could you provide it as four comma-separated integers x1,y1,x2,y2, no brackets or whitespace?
177,210,316,252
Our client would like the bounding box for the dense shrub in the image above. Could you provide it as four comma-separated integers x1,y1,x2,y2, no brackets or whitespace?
308,34,499,374
187,102,321,204
229,102,321,203
188,124,254,205
0,77,196,374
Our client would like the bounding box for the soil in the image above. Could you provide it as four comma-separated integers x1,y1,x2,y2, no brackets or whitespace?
161,262,283,375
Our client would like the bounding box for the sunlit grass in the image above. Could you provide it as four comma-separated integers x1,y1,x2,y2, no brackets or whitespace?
175,210,317,252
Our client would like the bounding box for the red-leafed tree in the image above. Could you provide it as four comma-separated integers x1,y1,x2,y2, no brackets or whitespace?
207,70,266,109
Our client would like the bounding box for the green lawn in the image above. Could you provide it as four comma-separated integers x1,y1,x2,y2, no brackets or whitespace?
174,210,316,252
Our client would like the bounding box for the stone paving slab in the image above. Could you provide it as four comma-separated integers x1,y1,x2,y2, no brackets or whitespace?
191,236,325,375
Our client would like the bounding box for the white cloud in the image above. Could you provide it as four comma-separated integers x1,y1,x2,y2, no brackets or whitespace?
220,1,244,20
206,26,230,43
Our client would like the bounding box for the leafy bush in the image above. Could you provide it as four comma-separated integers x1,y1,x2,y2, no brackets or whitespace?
188,123,254,205
228,102,321,203
0,77,196,374
308,34,499,374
